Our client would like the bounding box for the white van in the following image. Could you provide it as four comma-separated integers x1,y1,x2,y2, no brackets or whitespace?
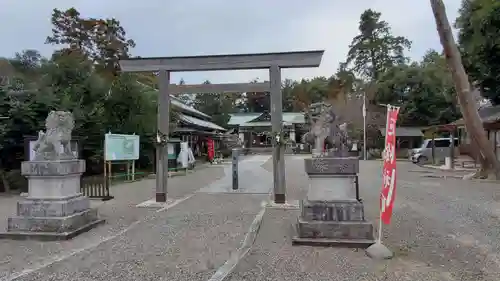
409,138,459,164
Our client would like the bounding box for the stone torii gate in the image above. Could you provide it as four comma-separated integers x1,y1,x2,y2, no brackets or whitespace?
119,50,324,204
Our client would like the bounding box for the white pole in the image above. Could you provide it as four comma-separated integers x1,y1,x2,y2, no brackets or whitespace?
377,209,383,243
132,160,135,181
363,92,367,160
378,104,392,243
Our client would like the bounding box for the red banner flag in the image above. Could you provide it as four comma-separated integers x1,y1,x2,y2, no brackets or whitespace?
380,106,400,225
207,138,215,161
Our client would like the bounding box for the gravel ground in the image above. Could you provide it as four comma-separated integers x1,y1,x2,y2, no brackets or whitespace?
0,165,226,280
3,156,500,280
12,193,267,281
227,156,500,281
407,165,473,178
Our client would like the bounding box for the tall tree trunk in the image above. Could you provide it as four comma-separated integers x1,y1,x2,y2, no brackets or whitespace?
430,0,500,179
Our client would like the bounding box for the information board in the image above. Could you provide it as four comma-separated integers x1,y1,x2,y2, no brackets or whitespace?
105,133,140,161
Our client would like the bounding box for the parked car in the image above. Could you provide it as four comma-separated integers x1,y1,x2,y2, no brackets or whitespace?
409,138,458,164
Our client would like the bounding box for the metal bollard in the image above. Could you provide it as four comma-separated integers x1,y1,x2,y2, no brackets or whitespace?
232,148,239,190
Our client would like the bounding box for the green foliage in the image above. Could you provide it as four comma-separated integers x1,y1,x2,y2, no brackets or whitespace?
0,88,9,151
46,8,136,77
345,9,412,80
375,50,461,126
193,80,240,127
456,0,500,104
237,79,270,113
0,8,154,177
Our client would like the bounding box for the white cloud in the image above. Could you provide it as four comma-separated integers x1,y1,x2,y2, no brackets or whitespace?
0,0,461,83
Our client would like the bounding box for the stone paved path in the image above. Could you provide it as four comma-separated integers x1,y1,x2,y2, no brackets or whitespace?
199,155,272,194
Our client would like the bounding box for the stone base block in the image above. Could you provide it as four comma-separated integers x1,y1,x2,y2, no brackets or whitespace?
301,199,365,221
7,208,101,233
22,160,85,199
292,226,375,248
296,218,374,240
17,195,90,217
0,219,105,241
307,175,357,201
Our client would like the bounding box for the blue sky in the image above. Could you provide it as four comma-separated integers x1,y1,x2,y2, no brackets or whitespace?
0,0,461,84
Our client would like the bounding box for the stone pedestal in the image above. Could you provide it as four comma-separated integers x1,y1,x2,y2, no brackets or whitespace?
292,157,375,247
0,160,105,240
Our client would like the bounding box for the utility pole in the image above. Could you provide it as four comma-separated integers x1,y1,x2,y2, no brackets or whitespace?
363,92,367,160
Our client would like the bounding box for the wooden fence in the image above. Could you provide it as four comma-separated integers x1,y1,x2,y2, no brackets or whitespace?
80,175,113,201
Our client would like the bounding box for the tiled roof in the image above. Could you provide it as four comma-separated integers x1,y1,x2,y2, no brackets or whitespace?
228,112,305,125
170,96,211,120
178,113,226,131
283,112,305,124
138,82,211,120
227,113,260,125
380,127,423,137
240,121,293,127
452,105,500,126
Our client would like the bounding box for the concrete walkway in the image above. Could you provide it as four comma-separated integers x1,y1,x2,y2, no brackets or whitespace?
199,155,273,194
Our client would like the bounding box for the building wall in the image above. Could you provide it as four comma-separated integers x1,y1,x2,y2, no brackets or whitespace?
457,124,500,161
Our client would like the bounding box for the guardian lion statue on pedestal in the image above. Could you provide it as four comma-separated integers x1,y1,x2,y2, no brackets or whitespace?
301,102,352,156
33,111,75,161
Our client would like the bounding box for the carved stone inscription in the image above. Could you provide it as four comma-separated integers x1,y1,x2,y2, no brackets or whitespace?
305,158,359,175
21,160,85,176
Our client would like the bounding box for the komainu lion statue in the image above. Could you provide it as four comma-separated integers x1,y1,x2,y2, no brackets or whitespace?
33,111,75,161
301,102,352,155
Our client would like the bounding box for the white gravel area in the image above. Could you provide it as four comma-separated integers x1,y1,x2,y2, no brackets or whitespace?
0,165,227,280
226,158,500,281
2,157,500,280
8,193,267,281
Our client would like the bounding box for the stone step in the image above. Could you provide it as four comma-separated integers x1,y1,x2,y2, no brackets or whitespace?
17,195,91,217
292,236,375,248
296,218,374,240
0,219,105,241
301,199,365,221
7,208,100,233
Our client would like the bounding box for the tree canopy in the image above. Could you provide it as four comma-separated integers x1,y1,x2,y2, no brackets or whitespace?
0,6,483,190
456,0,500,104
345,9,412,80
374,50,460,126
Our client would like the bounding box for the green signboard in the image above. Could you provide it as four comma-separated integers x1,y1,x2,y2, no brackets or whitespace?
105,133,140,161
